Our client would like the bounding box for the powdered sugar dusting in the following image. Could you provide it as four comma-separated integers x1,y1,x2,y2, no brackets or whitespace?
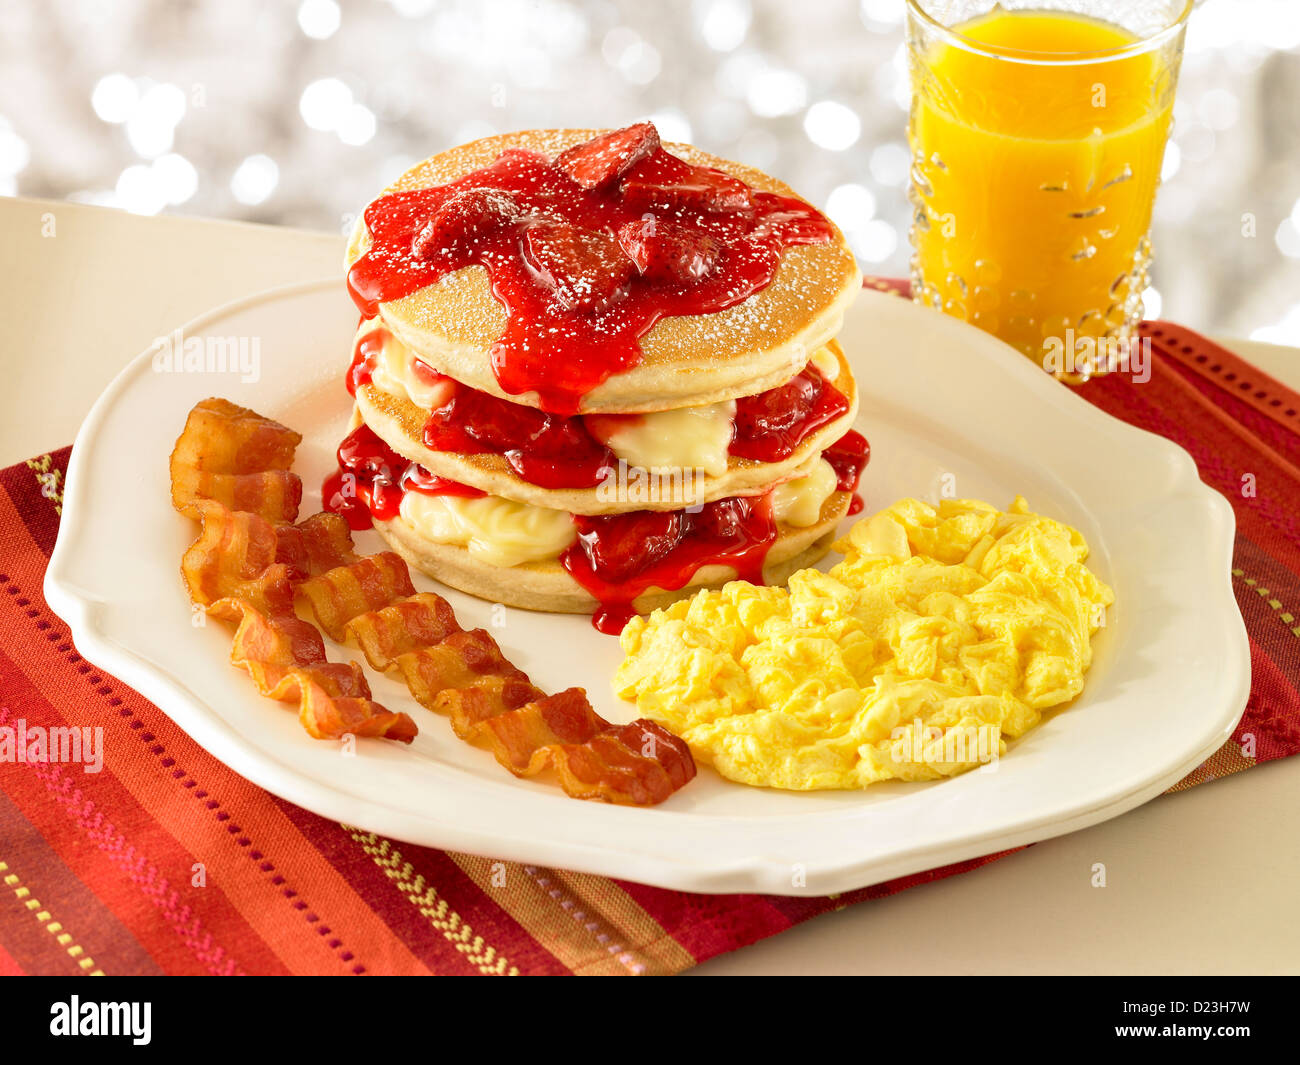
351,129,860,406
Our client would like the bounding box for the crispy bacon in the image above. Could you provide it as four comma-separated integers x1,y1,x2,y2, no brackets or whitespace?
344,590,696,803
344,593,462,670
182,501,296,615
292,511,361,574
171,395,696,795
547,721,696,805
472,687,606,772
297,678,419,744
298,554,416,641
217,597,413,740
171,399,416,744
170,398,303,522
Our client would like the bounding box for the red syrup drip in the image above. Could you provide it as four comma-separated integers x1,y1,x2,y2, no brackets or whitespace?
323,423,485,531
728,363,849,462
419,357,848,489
347,324,382,396
823,429,870,492
360,322,849,490
346,140,835,415
561,494,777,635
422,380,616,490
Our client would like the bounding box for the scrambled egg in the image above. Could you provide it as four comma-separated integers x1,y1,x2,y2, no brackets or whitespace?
613,496,1114,790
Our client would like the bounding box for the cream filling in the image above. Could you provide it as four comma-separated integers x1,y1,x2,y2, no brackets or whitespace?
364,320,455,411
397,491,577,568
771,459,839,528
808,345,840,382
590,401,737,478
396,457,839,570
362,321,842,479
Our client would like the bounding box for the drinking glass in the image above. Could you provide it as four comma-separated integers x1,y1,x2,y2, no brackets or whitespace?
905,0,1192,379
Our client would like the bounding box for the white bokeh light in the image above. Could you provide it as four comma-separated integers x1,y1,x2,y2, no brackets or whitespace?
299,77,353,132
646,109,693,144
115,164,166,215
825,183,877,232
697,0,751,52
152,152,198,205
854,219,898,263
860,0,905,27
1197,88,1240,131
337,103,377,146
91,73,138,124
1141,285,1162,320
746,68,807,117
804,101,861,151
389,0,436,15
1250,302,1300,345
1275,218,1300,259
869,142,911,187
231,154,279,205
298,0,341,39
602,29,662,85
0,128,31,175
125,82,186,159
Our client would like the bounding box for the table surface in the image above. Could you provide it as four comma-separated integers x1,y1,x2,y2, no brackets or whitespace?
4,195,1297,975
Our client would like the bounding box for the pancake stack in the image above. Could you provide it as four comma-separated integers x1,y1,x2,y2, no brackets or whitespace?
330,126,866,632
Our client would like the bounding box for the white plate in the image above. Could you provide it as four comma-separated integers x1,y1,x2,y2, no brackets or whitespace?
45,279,1250,897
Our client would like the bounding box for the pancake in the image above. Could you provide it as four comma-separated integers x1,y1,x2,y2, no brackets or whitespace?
372,490,853,616
354,342,860,514
344,129,862,414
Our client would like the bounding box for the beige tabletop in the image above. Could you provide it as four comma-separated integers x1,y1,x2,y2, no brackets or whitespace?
3,195,1297,975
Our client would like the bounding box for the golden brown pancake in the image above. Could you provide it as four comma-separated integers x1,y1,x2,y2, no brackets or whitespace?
354,341,860,514
344,129,862,414
373,491,852,615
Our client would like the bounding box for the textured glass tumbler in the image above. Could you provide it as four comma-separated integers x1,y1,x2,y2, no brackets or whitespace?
905,0,1191,380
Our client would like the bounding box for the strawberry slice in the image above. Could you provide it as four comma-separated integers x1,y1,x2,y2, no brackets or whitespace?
555,122,661,191
412,187,521,259
616,218,721,283
575,510,684,582
620,168,754,214
523,222,635,312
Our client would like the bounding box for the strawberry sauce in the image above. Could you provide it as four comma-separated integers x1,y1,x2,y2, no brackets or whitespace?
323,421,871,634
352,321,851,488
323,423,485,531
347,323,381,396
823,429,870,491
423,384,617,489
729,363,849,463
561,495,778,635
346,124,835,414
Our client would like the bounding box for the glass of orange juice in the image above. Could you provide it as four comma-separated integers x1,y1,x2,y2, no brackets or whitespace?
905,0,1192,379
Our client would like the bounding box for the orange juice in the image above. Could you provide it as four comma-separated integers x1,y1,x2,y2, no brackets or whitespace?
907,8,1181,367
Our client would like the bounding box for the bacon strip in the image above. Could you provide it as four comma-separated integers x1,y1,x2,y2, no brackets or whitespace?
172,396,695,799
298,554,416,641
181,501,296,615
219,597,416,742
336,582,696,803
343,593,462,670
171,398,416,744
169,398,303,522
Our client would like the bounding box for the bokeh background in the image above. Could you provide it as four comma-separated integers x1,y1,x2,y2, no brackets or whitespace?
2,0,1298,342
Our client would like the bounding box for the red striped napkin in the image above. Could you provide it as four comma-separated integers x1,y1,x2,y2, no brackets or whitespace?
2,281,1297,975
